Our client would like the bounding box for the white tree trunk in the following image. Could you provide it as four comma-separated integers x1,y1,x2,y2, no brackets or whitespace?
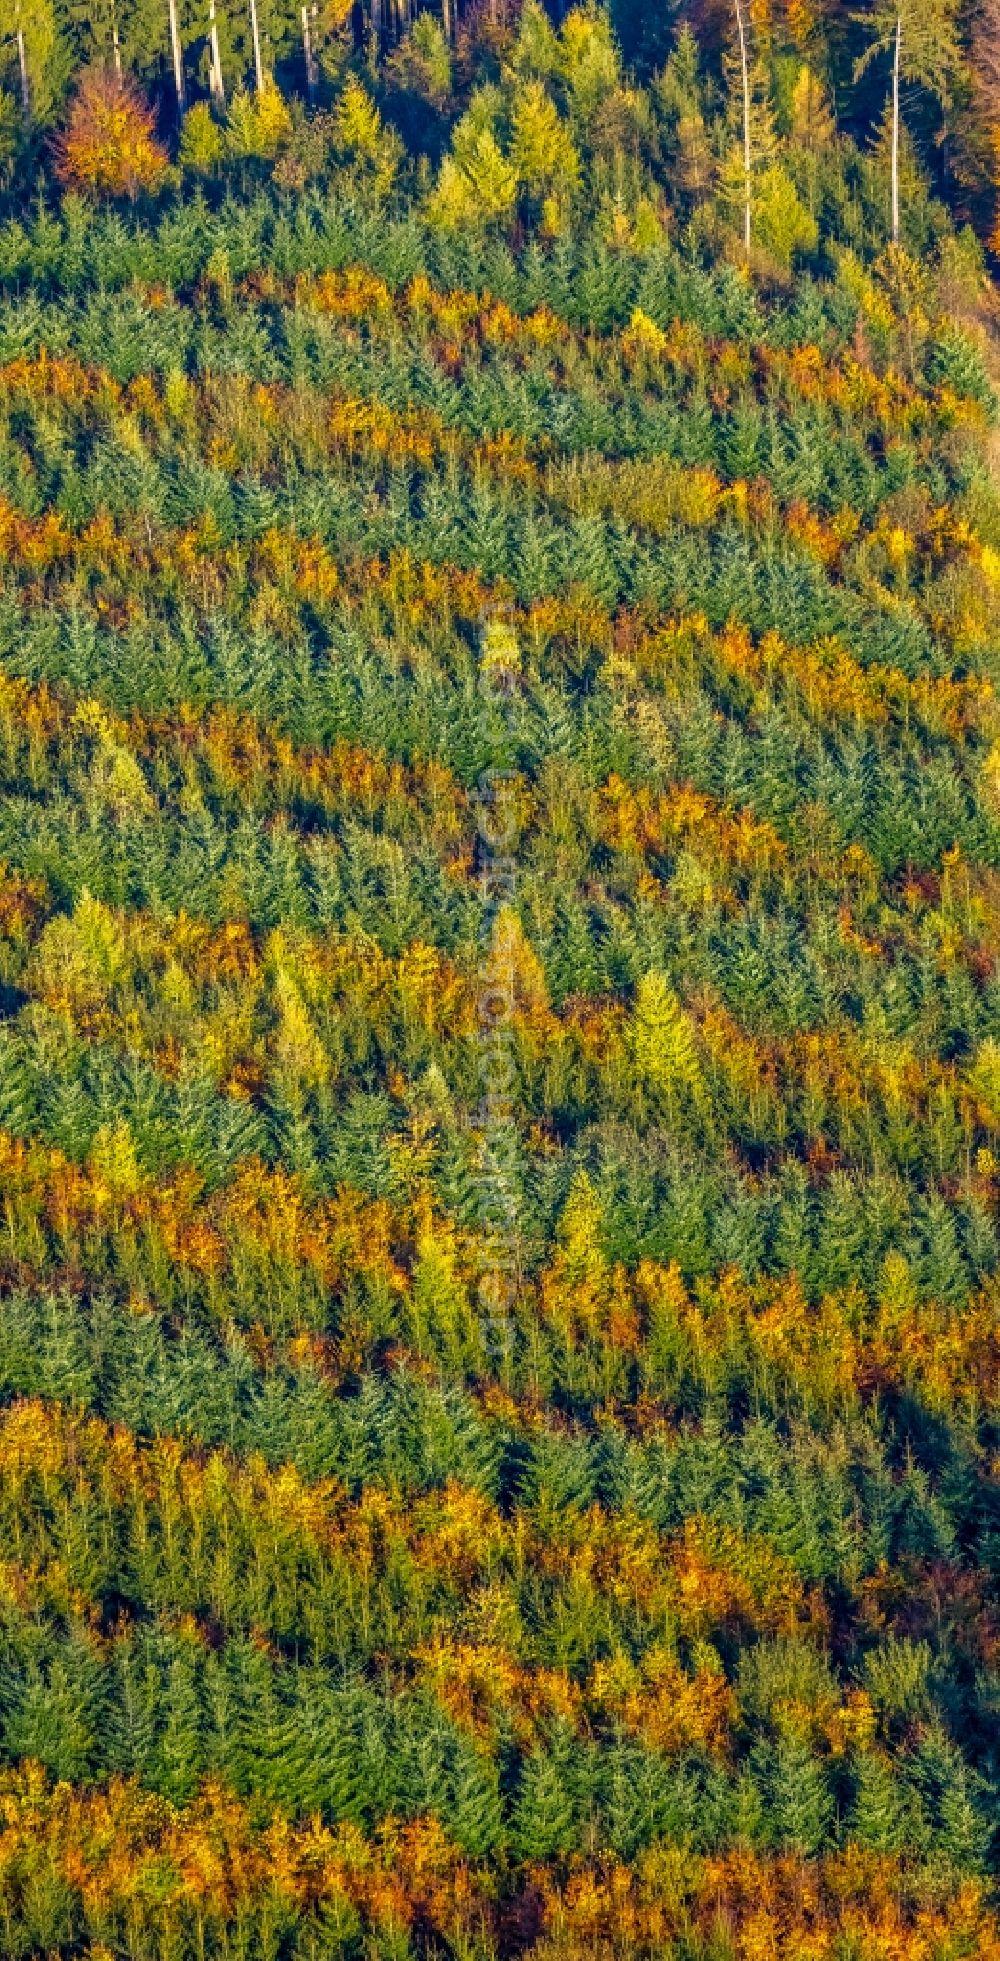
248,0,264,89
14,0,29,119
168,0,186,112
208,0,225,104
301,3,317,101
734,0,752,256
111,0,123,79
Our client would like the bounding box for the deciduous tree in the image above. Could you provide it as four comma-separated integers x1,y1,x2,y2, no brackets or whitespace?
55,67,168,199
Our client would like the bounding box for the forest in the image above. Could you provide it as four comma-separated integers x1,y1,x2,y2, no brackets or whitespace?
0,0,998,1955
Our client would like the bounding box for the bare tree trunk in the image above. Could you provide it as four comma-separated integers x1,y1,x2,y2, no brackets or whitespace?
168,0,187,112
302,3,317,100
442,0,452,43
248,0,264,88
891,11,901,244
734,0,752,257
14,0,29,119
111,0,123,78
208,0,226,104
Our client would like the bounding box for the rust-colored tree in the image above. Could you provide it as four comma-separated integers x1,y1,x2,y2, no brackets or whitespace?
55,67,168,200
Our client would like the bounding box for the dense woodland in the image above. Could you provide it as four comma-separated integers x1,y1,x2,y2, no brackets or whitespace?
0,0,998,1955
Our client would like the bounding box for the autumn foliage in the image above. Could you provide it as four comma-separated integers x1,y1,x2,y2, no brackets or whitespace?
55,67,168,201
0,4,999,1956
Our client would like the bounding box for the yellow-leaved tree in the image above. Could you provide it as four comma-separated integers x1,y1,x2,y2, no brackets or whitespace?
225,77,292,159
409,1224,479,1375
967,1037,1000,1131
508,0,560,82
511,79,580,231
541,1169,615,1344
89,1119,142,1197
630,970,705,1112
557,4,621,116
334,75,400,191
179,102,225,174
753,165,819,268
788,62,836,155
427,91,518,232
28,891,130,1018
55,67,169,200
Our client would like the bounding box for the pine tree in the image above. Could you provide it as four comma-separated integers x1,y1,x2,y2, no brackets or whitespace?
509,0,560,82
851,1748,909,1853
598,1739,682,1861
449,1738,505,1859
62,0,166,78
108,1635,160,1781
558,2,621,116
513,1726,581,1860
938,1759,994,1873
234,1641,301,1809
154,1643,205,1804
428,93,519,232
912,1724,995,1871
763,1733,833,1856
282,1672,358,1818
356,1697,398,1823
7,1642,103,1783
510,78,580,224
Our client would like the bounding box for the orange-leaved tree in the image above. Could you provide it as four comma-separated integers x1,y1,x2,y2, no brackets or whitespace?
55,67,168,200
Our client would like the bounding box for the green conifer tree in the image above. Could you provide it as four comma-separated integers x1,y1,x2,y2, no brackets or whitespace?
449,1738,505,1859
851,1748,909,1854
763,1733,833,1856
108,1636,161,1781
513,1726,581,1860
154,1643,205,1804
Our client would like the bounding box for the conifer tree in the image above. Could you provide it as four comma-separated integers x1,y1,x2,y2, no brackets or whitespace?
511,78,580,223
108,1638,161,1782
851,1748,909,1853
913,1724,994,1871
449,1739,505,1859
155,1645,205,1803
763,1733,833,1855
513,1729,580,1860
8,1643,103,1784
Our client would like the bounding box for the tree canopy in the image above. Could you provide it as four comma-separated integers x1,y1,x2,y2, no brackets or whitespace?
0,3,994,1957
